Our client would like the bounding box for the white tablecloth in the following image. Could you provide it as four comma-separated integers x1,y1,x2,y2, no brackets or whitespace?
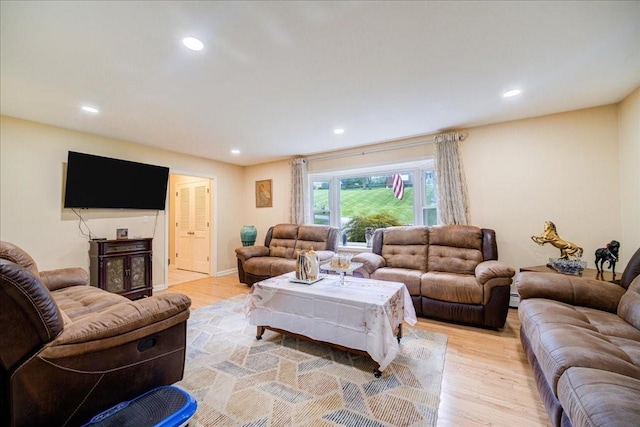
244,272,417,371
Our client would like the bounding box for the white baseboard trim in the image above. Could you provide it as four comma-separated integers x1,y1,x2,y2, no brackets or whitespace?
216,268,237,277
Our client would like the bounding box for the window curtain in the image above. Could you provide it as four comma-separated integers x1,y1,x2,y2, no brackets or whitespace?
435,132,469,225
290,158,309,224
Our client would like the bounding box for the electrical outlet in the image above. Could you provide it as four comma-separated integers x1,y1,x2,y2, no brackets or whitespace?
142,216,149,223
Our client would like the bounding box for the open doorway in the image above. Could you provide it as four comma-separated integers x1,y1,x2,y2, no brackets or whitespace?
168,174,212,286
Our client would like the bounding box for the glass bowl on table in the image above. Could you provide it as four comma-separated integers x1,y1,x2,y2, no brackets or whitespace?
322,254,361,286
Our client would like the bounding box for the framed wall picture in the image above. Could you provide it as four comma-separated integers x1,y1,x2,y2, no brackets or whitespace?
116,228,128,240
255,179,273,208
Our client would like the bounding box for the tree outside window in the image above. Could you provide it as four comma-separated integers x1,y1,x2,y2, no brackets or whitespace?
310,161,436,245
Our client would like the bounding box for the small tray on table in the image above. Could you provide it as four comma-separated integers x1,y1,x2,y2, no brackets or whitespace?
289,275,325,285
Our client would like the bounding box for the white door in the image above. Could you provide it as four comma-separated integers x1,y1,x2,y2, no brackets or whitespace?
175,179,211,274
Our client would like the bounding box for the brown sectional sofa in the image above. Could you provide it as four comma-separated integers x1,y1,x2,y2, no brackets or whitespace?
236,223,339,286
0,241,192,427
352,225,516,329
516,247,640,427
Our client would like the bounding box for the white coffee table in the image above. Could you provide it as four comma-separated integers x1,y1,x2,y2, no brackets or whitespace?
244,272,417,376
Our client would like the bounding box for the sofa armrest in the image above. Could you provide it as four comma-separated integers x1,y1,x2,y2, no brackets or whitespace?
315,250,335,262
475,261,515,285
516,271,626,313
476,261,515,305
235,245,270,262
39,268,89,291
47,293,192,351
352,252,386,277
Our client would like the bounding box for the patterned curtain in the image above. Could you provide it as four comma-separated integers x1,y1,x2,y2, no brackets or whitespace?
290,158,309,224
435,133,469,225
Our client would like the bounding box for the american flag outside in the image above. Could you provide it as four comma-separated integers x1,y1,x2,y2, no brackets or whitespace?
392,174,404,199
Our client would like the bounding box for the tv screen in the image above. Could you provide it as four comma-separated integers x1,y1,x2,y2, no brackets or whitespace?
64,151,170,210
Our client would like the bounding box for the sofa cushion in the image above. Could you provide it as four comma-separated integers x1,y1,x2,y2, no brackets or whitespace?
517,271,625,314
618,275,640,330
269,224,298,259
0,260,64,369
243,257,278,277
0,241,40,277
427,225,483,274
421,271,483,304
294,225,333,252
558,367,640,427
370,268,423,296
519,299,640,394
51,285,130,321
268,258,297,277
380,226,428,271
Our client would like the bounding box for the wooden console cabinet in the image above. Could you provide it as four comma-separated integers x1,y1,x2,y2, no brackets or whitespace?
89,238,153,299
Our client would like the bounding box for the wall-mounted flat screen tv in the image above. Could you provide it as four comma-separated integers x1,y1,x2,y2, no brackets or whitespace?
64,151,170,210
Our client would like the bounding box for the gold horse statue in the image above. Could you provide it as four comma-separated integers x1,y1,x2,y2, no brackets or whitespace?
531,221,583,260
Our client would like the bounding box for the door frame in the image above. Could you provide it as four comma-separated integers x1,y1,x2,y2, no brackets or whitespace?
165,170,218,286
175,178,211,273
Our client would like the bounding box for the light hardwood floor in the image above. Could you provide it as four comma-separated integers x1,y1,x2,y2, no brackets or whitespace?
161,274,550,427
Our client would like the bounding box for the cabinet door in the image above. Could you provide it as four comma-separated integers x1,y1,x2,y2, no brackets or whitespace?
104,256,126,293
129,254,149,290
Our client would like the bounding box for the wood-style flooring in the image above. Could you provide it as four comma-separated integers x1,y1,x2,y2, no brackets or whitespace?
160,274,550,427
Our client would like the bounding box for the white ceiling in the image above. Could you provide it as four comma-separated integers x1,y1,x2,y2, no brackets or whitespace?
1,1,639,166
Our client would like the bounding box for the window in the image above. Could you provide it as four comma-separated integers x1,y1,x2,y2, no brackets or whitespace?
310,160,437,245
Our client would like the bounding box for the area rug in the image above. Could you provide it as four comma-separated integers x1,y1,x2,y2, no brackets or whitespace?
176,295,448,427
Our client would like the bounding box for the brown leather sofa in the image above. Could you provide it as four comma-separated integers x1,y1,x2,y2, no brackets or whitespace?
236,223,339,286
0,241,192,427
516,247,640,427
352,225,515,329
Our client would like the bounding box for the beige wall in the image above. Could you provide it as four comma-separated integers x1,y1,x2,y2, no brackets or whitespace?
307,134,435,173
2,90,637,285
241,135,438,245
462,105,620,270
0,116,245,286
241,159,292,245
245,102,634,273
618,87,640,264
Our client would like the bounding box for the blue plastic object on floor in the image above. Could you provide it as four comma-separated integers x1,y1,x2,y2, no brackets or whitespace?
83,385,197,427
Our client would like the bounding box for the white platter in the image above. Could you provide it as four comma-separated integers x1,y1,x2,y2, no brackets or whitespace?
289,275,325,285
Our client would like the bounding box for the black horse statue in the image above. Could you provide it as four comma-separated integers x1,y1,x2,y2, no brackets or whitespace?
595,240,620,275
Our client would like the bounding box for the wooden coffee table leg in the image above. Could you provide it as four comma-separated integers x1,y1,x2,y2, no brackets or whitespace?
397,324,403,344
256,326,265,340
373,362,382,378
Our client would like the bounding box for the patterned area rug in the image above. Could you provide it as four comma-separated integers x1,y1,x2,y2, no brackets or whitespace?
176,295,447,427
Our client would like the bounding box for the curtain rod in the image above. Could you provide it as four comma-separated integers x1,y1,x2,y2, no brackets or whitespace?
308,132,467,163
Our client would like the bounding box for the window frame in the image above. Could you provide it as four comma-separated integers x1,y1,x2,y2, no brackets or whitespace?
309,160,436,243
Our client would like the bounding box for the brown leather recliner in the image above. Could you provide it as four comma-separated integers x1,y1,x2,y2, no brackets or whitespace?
0,241,192,427
235,223,339,286
516,247,640,427
353,225,516,329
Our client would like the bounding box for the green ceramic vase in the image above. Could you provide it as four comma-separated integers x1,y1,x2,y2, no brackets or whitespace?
240,225,257,246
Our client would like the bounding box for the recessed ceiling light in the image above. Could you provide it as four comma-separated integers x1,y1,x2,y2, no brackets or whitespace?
81,106,99,113
231,149,240,155
503,89,522,98
182,37,204,51
333,128,345,135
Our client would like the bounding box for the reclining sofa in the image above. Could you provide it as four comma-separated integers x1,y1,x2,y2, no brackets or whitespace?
516,247,640,427
236,223,339,286
352,225,515,329
0,241,192,426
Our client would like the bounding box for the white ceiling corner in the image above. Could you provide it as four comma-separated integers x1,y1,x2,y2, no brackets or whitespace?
1,1,638,166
